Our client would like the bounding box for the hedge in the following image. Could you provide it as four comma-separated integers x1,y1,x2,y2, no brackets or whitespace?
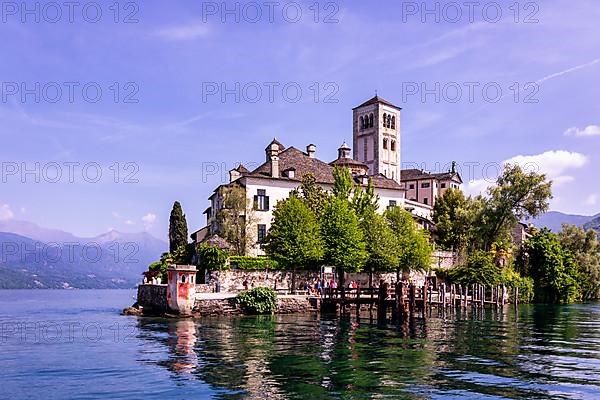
228,256,280,270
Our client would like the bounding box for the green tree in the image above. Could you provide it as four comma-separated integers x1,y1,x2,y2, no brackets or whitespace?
332,166,354,199
432,188,472,252
447,251,502,286
294,173,330,217
361,211,398,286
351,177,380,218
196,244,229,271
169,201,188,253
264,195,324,270
320,196,367,289
216,185,258,256
385,207,434,278
482,164,552,250
558,224,600,300
520,228,580,303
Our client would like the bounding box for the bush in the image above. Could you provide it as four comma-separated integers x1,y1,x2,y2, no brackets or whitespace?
229,256,279,270
235,287,278,314
501,267,534,303
447,251,502,286
197,244,229,271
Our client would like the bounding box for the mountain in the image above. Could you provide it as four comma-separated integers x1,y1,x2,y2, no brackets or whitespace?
584,216,600,234
529,211,600,232
0,221,167,289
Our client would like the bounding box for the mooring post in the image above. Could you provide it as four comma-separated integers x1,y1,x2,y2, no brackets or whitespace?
514,287,519,308
409,284,416,316
377,281,387,322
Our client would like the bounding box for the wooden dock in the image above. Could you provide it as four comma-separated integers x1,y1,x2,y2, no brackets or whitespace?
320,282,518,321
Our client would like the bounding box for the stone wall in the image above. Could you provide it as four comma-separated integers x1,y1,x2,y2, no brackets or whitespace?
137,284,168,314
193,295,318,316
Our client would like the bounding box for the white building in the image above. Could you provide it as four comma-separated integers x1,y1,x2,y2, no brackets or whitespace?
196,96,449,256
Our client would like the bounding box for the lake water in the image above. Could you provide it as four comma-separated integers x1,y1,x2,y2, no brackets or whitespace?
1,290,600,399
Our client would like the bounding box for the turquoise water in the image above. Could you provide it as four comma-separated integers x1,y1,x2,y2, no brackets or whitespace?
1,290,600,399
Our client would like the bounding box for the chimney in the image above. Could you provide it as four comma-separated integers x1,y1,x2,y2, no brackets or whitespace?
306,144,316,158
229,168,241,183
269,142,279,178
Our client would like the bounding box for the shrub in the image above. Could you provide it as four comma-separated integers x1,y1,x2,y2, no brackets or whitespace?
229,256,279,270
235,287,278,314
197,244,229,271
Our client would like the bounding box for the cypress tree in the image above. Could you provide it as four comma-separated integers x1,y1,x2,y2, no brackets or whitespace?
169,201,189,253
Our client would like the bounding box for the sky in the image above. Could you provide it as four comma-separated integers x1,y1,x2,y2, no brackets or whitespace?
0,0,599,241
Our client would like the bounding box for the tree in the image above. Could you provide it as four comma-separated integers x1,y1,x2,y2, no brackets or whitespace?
482,164,552,250
432,188,472,252
294,173,330,217
361,211,398,286
446,251,502,286
520,229,580,303
351,177,380,218
216,185,258,256
264,195,324,270
558,224,600,300
320,196,367,289
169,201,188,253
332,166,354,199
385,207,434,279
196,244,229,271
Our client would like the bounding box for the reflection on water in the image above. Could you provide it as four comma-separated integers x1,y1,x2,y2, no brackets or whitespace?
136,305,600,399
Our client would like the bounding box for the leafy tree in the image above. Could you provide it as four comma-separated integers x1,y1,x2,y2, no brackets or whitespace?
196,244,229,271
482,164,552,250
558,224,600,300
361,211,398,286
385,207,434,277
432,188,472,252
169,201,188,253
264,195,324,270
447,251,502,286
520,228,580,303
332,166,354,199
216,185,258,256
320,196,367,288
294,173,330,217
351,177,380,218
235,287,278,314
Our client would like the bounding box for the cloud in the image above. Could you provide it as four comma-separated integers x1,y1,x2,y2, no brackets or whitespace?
154,23,210,41
585,194,598,206
0,203,14,220
124,220,136,226
504,150,588,181
564,125,600,137
141,213,157,230
465,179,491,197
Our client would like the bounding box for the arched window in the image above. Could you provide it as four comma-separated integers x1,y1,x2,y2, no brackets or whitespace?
181,275,186,283
391,116,396,129
387,115,392,128
383,138,388,149
383,113,387,127
360,116,364,130
391,140,396,151
369,113,374,127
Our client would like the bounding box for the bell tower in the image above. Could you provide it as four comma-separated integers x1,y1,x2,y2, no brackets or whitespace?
352,95,401,183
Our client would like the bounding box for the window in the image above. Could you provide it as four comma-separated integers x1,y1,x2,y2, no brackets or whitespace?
363,137,368,160
181,275,186,283
388,200,397,209
386,115,391,128
254,189,269,211
421,182,430,188
423,198,428,205
383,138,388,149
257,224,267,243
390,140,396,152
369,113,374,128
383,113,387,127
441,183,446,188
360,116,364,130
391,116,396,129
409,184,415,189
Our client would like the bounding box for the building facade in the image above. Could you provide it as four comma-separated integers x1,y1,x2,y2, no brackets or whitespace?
199,96,456,256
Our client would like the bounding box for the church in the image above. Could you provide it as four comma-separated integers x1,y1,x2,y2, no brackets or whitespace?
195,95,462,256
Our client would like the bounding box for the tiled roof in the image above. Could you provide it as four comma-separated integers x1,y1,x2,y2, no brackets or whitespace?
401,169,462,184
246,145,403,190
353,95,402,111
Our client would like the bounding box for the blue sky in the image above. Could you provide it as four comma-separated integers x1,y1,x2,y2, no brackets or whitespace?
0,0,599,240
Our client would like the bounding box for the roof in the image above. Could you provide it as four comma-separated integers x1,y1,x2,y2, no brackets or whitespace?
191,226,209,242
353,95,402,111
266,138,285,151
401,169,463,184
236,164,250,174
245,144,403,190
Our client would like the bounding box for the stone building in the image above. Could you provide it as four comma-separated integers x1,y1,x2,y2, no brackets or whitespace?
198,95,454,256
400,165,462,207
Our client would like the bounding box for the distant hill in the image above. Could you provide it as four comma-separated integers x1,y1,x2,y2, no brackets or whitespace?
0,221,167,289
529,211,600,232
584,216,600,234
